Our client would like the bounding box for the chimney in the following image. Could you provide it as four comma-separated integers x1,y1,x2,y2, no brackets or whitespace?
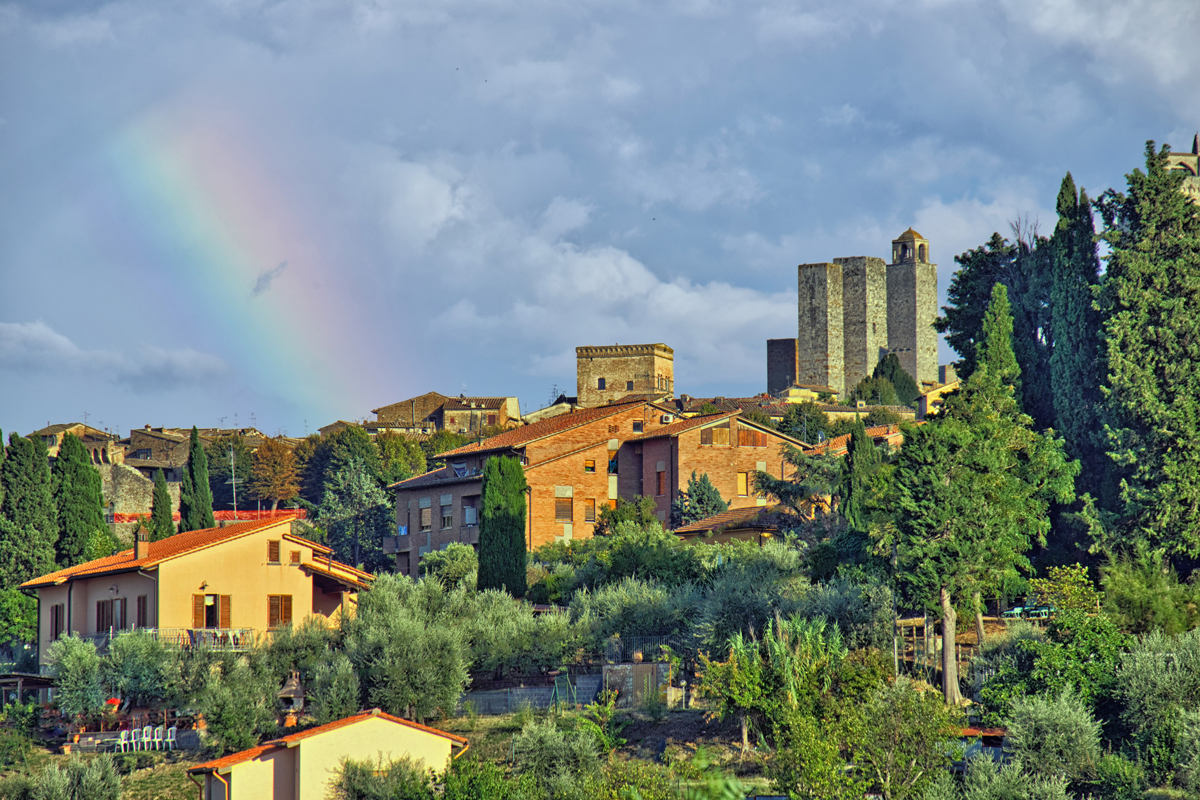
134,527,149,560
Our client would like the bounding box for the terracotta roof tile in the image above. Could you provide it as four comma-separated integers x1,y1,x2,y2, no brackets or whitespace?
189,710,467,773
21,515,310,589
438,399,645,457
627,412,734,441
442,397,507,411
674,504,790,534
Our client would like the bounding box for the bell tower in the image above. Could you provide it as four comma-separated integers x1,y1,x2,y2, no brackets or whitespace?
886,228,938,387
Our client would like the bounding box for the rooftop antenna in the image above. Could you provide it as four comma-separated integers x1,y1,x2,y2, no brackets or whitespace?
226,443,245,521
218,416,227,427
250,412,257,430
304,419,309,436
82,410,90,426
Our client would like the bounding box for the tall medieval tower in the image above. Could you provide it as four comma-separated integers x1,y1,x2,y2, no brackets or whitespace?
885,228,939,387
835,256,889,394
795,262,844,394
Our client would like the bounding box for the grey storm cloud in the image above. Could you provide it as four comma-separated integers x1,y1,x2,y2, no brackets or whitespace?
1,0,1198,434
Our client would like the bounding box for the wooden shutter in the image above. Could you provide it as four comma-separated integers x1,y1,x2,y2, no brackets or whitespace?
282,595,293,625
555,498,572,522
268,540,281,563
737,472,748,497
136,596,147,628
290,550,301,564
192,595,205,629
269,595,281,628
219,595,231,629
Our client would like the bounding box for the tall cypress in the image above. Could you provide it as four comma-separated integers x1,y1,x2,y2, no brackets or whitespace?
476,455,528,598
52,433,105,567
178,426,215,532
0,433,59,584
978,283,1021,388
1097,142,1200,555
150,469,175,541
1049,173,1105,499
872,353,920,406
840,419,881,533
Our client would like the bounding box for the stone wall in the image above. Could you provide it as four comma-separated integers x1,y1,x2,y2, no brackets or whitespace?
885,260,938,387
835,256,888,394
797,263,844,395
766,338,799,395
576,344,674,408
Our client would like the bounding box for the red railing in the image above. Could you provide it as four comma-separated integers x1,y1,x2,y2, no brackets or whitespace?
111,509,307,523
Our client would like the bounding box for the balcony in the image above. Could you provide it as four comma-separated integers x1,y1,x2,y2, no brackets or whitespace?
82,628,256,654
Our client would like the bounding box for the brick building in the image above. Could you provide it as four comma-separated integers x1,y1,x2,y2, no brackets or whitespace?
576,344,674,408
618,412,803,523
388,399,676,577
369,392,520,434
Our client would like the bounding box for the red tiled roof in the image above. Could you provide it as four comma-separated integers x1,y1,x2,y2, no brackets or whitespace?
627,412,734,441
189,710,467,773
443,397,507,411
674,504,789,534
438,399,646,457
21,515,308,589
806,423,910,456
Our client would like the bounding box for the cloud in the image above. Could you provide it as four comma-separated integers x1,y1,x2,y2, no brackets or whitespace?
252,260,289,296
0,321,227,391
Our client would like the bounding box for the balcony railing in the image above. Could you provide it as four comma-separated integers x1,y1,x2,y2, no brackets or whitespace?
82,627,257,653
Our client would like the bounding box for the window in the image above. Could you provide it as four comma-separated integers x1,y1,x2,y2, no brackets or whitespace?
136,595,148,628
632,421,643,433
737,429,767,447
268,595,293,628
96,600,113,632
598,377,606,390
441,505,454,529
193,594,230,629
555,498,573,522
700,422,731,446
626,381,634,391
584,459,596,473
656,470,666,496
419,507,432,532
268,540,281,563
737,472,749,497
134,449,152,460
488,413,498,426
51,603,65,640
584,498,596,523
290,550,302,564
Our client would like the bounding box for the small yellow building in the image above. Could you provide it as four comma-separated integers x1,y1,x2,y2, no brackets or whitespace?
188,709,469,799
21,516,370,666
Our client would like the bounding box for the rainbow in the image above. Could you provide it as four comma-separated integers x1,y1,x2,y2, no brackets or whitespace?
87,101,385,430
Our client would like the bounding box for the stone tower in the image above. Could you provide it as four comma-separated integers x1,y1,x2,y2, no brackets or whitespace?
766,338,800,396
886,228,938,387
796,262,844,395
834,256,888,395
576,343,674,408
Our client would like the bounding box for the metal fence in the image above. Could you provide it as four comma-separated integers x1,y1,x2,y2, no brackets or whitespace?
458,674,603,715
82,628,256,654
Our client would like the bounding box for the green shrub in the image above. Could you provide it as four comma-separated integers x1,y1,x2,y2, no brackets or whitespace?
959,756,1069,800
1004,689,1100,781
1090,753,1146,800
31,755,121,800
512,718,600,799
0,731,29,769
309,652,361,725
795,578,894,651
199,660,279,755
103,631,168,708
1102,545,1200,635
334,756,436,800
45,635,104,722
444,758,526,800
421,543,478,588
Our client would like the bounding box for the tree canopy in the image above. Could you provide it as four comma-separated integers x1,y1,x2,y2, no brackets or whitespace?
52,432,104,567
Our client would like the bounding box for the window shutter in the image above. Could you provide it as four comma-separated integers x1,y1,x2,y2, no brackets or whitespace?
268,540,280,562
269,595,281,628
282,595,293,625
193,595,205,629
219,595,231,629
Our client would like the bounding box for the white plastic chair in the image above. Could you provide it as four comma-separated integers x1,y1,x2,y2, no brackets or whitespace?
131,728,143,751
142,726,154,751
117,730,131,753
152,726,164,751
165,726,177,751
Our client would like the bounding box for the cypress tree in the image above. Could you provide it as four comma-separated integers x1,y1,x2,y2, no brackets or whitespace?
0,433,59,585
0,428,5,512
978,283,1021,388
1096,142,1200,555
872,353,920,405
840,420,881,533
178,426,215,532
150,469,174,541
52,433,105,567
670,471,730,527
1049,172,1105,498
476,455,528,597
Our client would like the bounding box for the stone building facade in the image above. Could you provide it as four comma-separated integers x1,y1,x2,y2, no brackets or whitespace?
1166,135,1200,206
780,228,939,397
576,344,674,408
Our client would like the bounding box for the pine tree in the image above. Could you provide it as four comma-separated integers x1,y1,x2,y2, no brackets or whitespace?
840,420,881,533
477,455,528,597
894,287,1077,703
150,469,174,541
1049,172,1105,499
178,427,214,532
872,353,920,406
670,471,730,527
0,433,59,586
1096,141,1200,555
52,433,105,567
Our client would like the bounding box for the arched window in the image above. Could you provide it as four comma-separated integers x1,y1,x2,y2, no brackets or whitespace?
918,243,927,261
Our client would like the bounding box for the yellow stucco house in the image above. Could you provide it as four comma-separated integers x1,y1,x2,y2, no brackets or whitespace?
21,515,370,665
188,709,469,799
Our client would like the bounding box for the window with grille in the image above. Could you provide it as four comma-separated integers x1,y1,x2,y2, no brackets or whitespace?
737,429,768,447
700,422,731,446
555,498,573,522
420,507,432,531
737,472,749,497
584,498,596,523
608,425,619,434
584,459,596,473
268,595,293,628
268,540,281,563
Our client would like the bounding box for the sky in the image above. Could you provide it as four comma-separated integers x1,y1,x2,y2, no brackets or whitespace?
1,0,1198,438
